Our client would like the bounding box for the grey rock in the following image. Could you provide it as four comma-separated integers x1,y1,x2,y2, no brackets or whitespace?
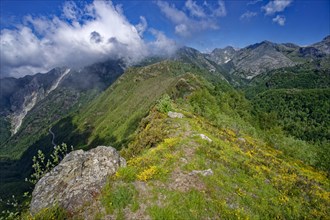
180,157,188,164
30,146,126,215
189,169,213,176
199,134,212,142
168,111,184,119
237,137,246,143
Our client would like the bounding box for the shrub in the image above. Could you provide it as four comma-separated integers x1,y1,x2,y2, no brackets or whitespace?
28,143,73,184
156,94,173,113
31,205,68,220
137,166,159,181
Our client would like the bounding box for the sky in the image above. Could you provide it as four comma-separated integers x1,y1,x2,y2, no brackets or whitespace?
0,0,329,78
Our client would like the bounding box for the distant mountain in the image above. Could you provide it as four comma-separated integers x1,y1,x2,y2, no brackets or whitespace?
311,35,330,54
224,41,296,79
173,47,227,81
0,59,125,159
207,36,330,82
0,68,69,135
207,46,236,65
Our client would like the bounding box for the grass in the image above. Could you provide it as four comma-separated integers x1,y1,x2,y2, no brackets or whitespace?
20,204,68,220
101,183,138,214
70,61,198,150
148,189,213,220
94,87,330,220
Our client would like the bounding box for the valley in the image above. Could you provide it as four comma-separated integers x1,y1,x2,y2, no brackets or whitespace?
0,36,329,219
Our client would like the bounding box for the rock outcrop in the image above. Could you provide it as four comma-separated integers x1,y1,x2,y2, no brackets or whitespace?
30,146,126,215
199,134,212,142
168,111,184,119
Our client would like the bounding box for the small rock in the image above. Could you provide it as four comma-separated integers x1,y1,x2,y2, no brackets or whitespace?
180,157,188,164
167,111,184,119
199,134,212,142
189,169,213,176
237,137,246,143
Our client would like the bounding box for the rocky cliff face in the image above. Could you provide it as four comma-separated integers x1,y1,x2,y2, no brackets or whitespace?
0,68,70,134
312,35,330,54
30,146,126,215
174,47,227,79
207,46,236,65
227,41,296,79
207,37,329,81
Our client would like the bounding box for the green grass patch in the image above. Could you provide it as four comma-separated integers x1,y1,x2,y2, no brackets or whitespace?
101,183,138,214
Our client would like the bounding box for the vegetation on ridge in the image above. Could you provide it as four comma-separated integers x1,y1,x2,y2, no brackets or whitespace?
86,86,329,219
2,60,329,219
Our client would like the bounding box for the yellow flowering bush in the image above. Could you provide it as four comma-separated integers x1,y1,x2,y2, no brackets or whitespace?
137,166,159,181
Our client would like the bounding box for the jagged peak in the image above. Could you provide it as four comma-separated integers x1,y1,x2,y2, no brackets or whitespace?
211,46,235,54
322,35,330,41
245,40,277,50
177,46,201,54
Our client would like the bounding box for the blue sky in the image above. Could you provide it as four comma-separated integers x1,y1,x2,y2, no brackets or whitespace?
0,0,329,77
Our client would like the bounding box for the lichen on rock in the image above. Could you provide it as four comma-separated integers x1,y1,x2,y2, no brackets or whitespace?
30,146,126,215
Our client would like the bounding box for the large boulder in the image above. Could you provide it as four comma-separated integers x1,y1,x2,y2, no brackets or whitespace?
30,146,126,215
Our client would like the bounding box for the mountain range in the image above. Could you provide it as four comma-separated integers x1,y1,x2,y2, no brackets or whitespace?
0,36,329,219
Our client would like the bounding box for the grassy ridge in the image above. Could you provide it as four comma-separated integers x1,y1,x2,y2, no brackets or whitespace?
57,61,208,150
76,87,329,219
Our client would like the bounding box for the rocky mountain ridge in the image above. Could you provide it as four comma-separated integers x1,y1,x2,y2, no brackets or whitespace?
207,46,236,65
207,35,330,81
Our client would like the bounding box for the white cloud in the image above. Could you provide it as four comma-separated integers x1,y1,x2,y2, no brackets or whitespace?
0,0,176,78
272,14,286,26
62,1,81,20
262,0,292,15
156,0,225,37
213,0,227,17
156,1,189,25
185,0,206,18
149,29,178,56
135,16,148,36
240,11,258,20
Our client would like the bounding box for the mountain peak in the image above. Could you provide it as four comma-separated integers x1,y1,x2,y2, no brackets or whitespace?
261,40,273,44
322,35,330,42
246,40,276,50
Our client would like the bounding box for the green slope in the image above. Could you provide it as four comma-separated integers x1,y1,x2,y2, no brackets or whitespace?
253,89,330,142
244,61,330,98
54,61,210,150
42,76,329,219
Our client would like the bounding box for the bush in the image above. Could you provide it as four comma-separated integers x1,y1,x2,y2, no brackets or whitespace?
31,205,68,220
156,94,173,113
28,143,73,184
